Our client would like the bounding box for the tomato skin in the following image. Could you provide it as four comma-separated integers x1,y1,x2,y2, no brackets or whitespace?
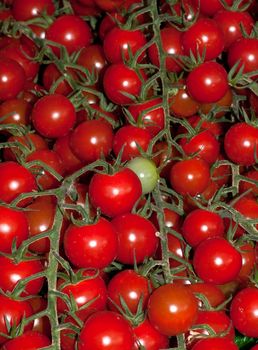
169,158,210,196
0,205,29,254
103,27,146,63
103,63,145,105
238,243,256,281
28,297,51,337
0,161,37,204
182,18,224,61
107,269,151,314
147,284,198,336
46,14,92,56
89,168,142,218
193,237,242,285
228,38,258,76
133,318,169,350
69,120,114,163
148,27,183,73
77,44,107,81
0,295,33,344
182,208,225,247
188,282,225,308
191,337,238,350
168,85,200,118
11,0,55,20
0,98,32,129
1,330,51,350
127,98,165,137
32,94,76,139
111,213,159,265
26,149,65,190
239,169,258,197
78,310,135,350
113,125,151,162
64,217,118,269
0,255,44,297
186,62,228,104
0,58,26,101
214,10,255,49
191,0,233,16
57,269,108,321
179,130,220,165
224,122,258,166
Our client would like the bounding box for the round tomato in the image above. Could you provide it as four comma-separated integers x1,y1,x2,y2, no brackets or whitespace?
147,283,198,336
1,330,51,350
11,0,55,20
191,337,238,350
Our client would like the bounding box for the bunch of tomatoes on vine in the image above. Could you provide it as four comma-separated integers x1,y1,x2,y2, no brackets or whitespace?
0,0,257,349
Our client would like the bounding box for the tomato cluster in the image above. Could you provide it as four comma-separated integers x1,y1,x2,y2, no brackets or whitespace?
0,0,258,349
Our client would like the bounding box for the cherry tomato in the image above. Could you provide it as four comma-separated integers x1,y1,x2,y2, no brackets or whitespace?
0,98,32,129
0,58,26,101
191,337,238,350
193,237,242,284
78,310,135,350
11,0,55,20
1,330,51,350
0,205,29,254
63,216,118,269
186,62,229,104
147,284,198,336
112,213,158,265
191,0,233,16
230,287,258,338
89,168,142,218
188,282,226,308
107,269,151,314
31,94,76,139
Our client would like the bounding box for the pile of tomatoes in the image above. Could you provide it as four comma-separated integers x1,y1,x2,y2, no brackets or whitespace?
0,0,257,349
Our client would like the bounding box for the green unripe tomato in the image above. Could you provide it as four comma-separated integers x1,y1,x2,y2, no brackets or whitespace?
126,157,159,194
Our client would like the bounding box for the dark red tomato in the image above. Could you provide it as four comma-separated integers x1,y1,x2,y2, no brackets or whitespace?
77,44,107,81
28,296,51,337
78,310,134,350
46,14,92,56
0,98,32,128
111,213,159,265
251,345,258,350
179,130,220,165
0,205,29,254
193,237,242,284
250,91,258,114
60,315,78,350
191,337,238,350
69,119,114,163
64,217,118,269
42,63,77,96
25,196,56,254
187,310,234,348
127,98,165,137
224,122,258,166
71,0,101,16
53,132,83,175
182,208,225,247
103,63,145,105
228,38,258,77
0,9,11,20
3,133,48,162
0,295,33,345
1,331,51,350
191,0,233,16
151,208,181,232
169,85,200,118
179,115,224,138
169,158,210,196
214,10,255,49
211,154,231,187
107,269,151,314
26,149,65,190
76,104,118,125
103,27,146,63
31,94,76,139
133,318,169,350
0,41,39,81
89,168,142,218
155,233,185,268
238,243,256,281
98,12,125,41
0,255,44,296
0,161,37,204
199,88,233,119
0,58,26,100
113,125,151,162
239,169,258,197
148,27,183,73
147,284,198,336
95,0,142,12
186,62,229,104
11,0,55,20
57,269,108,321
230,287,258,338
188,282,226,308
182,18,224,61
